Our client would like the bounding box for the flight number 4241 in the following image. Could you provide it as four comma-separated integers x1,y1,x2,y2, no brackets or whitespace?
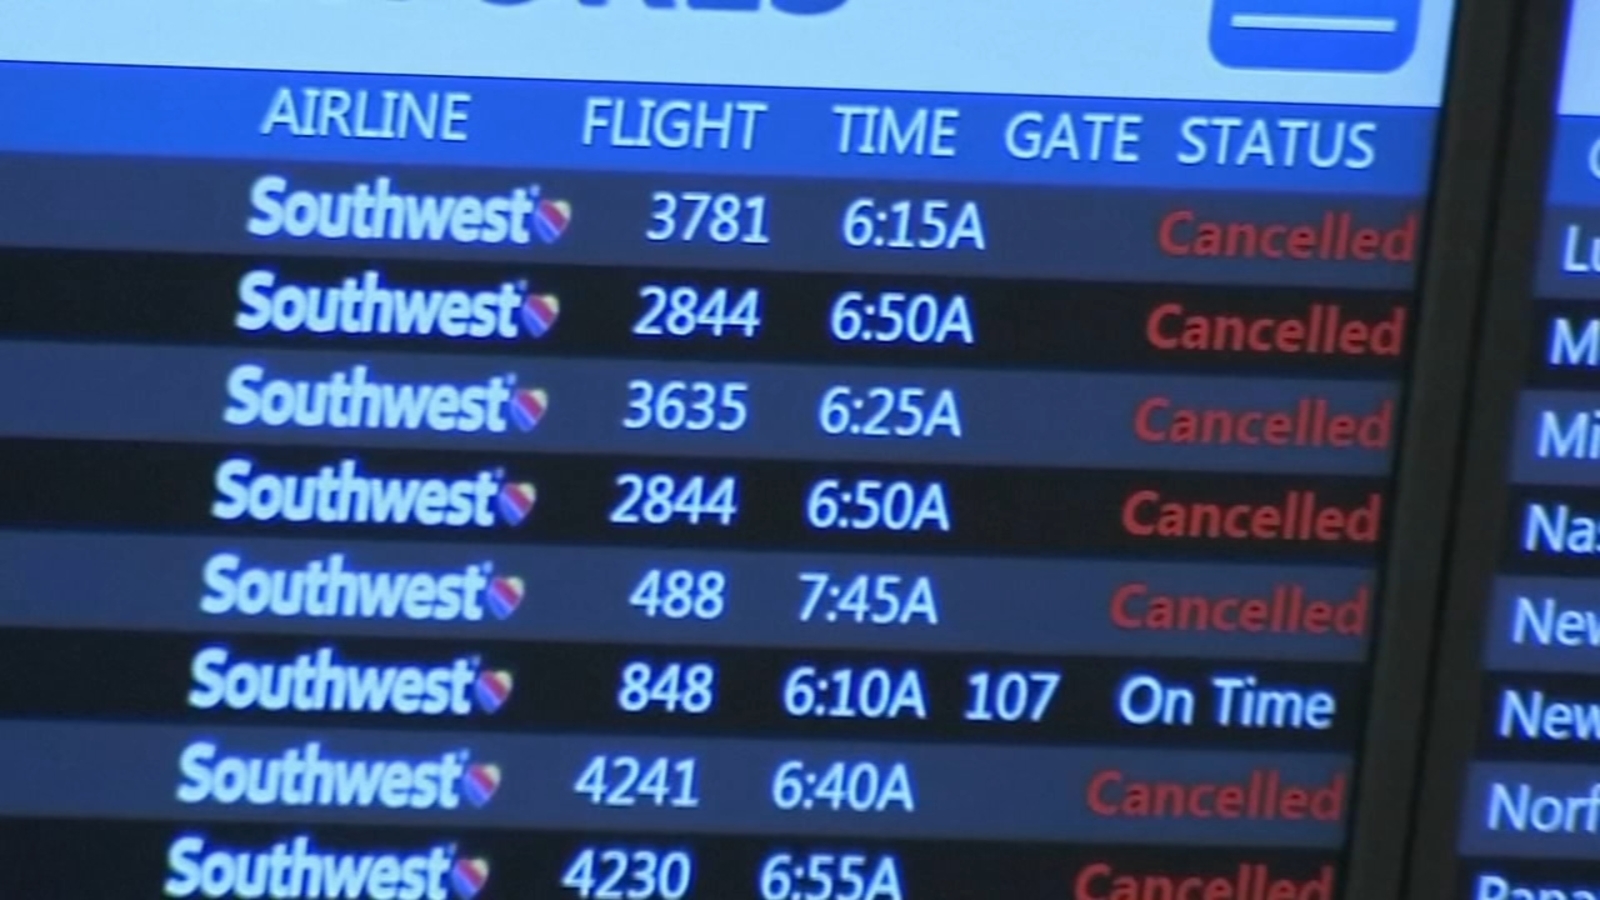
574,755,700,809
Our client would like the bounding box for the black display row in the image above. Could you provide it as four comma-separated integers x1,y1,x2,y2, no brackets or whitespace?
0,627,1362,749
0,248,1411,378
0,817,1345,899
0,438,1389,561
1473,671,1600,762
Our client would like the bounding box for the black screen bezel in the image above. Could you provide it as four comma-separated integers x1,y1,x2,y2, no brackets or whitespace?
1391,0,1576,896
1341,0,1541,895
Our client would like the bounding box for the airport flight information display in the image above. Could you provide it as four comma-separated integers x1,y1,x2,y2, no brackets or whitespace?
0,1,1459,898
1453,2,1600,898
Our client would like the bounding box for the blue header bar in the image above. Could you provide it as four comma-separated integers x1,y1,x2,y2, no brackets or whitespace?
1544,116,1600,208
0,63,1438,195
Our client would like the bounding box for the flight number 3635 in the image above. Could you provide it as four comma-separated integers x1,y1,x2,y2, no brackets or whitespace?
625,380,749,433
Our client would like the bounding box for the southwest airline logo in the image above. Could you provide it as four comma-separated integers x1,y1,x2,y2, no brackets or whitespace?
247,175,571,246
187,645,515,715
236,270,560,341
1211,0,1422,72
165,834,490,899
200,552,525,623
222,364,549,435
478,0,848,11
176,740,502,811
211,458,537,528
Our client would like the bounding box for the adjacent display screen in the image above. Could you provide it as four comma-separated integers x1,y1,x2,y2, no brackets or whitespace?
1452,1,1600,896
0,2,1459,897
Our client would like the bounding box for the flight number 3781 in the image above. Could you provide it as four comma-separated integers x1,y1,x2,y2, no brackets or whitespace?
648,191,770,245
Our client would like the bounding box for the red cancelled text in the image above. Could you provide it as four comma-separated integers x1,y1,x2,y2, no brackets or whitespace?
1086,768,1346,821
1145,302,1406,356
1157,211,1417,262
1132,397,1393,449
1072,862,1336,900
1109,582,1369,636
1120,490,1382,543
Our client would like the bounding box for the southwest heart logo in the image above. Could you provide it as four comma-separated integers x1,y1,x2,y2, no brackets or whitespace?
497,482,537,525
487,576,525,620
475,670,514,713
521,293,560,338
451,857,491,899
510,388,549,433
463,763,502,808
534,199,572,244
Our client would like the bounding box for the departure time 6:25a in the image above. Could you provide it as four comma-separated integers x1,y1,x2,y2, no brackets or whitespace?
817,386,962,439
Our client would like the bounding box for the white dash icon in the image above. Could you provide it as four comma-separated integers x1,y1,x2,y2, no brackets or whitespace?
1229,13,1399,33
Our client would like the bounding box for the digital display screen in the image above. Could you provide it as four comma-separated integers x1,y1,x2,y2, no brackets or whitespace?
1451,1,1600,896
0,1,1459,897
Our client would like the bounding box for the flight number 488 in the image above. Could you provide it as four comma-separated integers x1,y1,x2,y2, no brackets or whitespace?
630,569,728,620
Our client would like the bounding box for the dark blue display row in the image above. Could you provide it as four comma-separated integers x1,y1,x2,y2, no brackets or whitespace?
0,155,1425,288
0,530,1374,661
0,340,1398,474
0,719,1350,846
